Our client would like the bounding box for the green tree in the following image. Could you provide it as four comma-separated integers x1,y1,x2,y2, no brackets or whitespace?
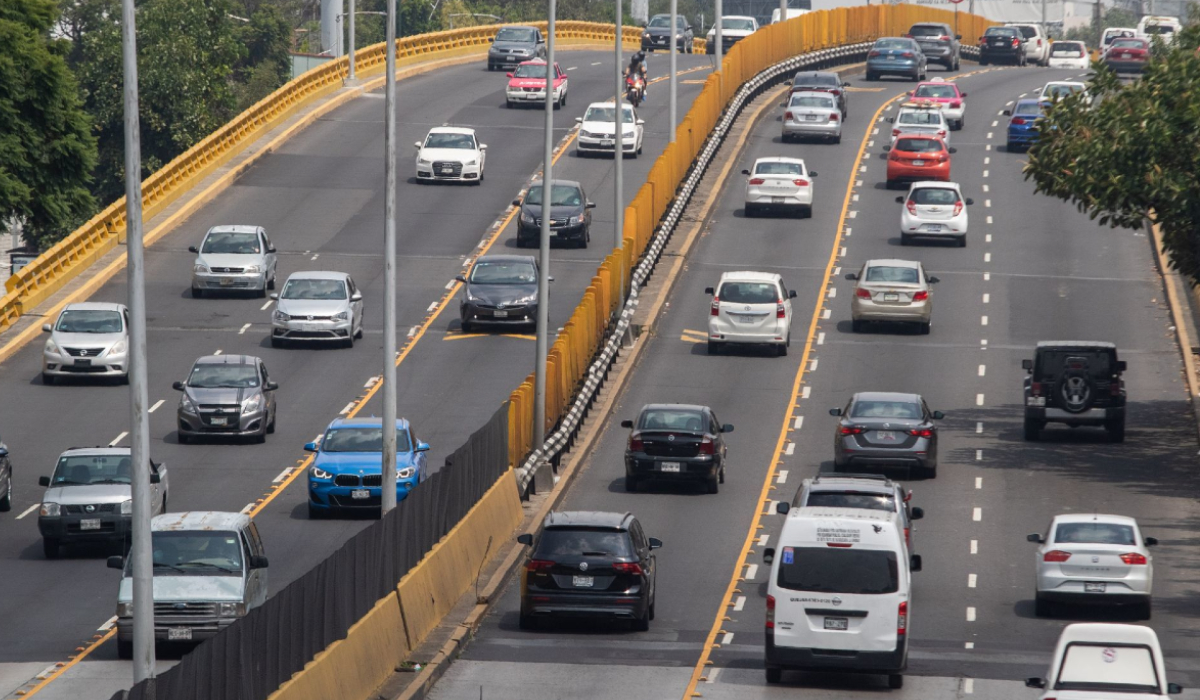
234,5,294,108
0,0,97,248
1024,20,1200,284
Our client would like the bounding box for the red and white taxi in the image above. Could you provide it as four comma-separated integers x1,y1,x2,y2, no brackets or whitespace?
906,78,967,130
505,60,568,109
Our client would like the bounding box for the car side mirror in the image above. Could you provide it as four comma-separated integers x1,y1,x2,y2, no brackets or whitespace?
648,537,663,550
575,117,583,123
1025,678,1046,689
911,507,924,520
844,273,858,281
547,276,554,282
107,555,125,570
303,442,318,452
350,292,363,302
455,275,466,283
740,169,751,176
1117,360,1127,372
895,196,905,203
721,423,734,433
150,472,161,484
585,201,596,209
809,171,818,177
843,81,851,87
250,555,269,569
948,147,957,154
488,37,494,42
788,290,797,299
1002,109,1012,116
829,407,843,416
882,146,891,153
637,119,645,125
188,245,199,253
932,410,945,419
416,441,430,452
910,554,923,572
886,117,895,123
269,292,279,300
620,419,634,428
172,381,185,391
1022,359,1034,371
264,381,279,392
763,547,776,564
517,533,534,546
955,34,962,40
512,199,522,207
960,91,967,96
1167,683,1183,695
1027,533,1044,543
414,141,422,149
1144,537,1158,546
965,198,975,206
928,276,940,284
906,91,913,96
42,323,52,332
39,476,50,487
704,286,715,295
776,502,790,515
267,246,276,253
505,72,514,78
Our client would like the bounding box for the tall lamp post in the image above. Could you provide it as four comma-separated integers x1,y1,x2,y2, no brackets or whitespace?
534,0,557,452
381,0,398,514
615,1,626,305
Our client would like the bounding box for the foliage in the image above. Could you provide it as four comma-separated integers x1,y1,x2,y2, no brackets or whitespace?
233,5,294,108
0,0,97,248
1024,19,1200,284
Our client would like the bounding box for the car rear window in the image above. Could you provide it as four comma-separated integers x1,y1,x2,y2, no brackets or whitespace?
776,547,899,594
850,400,922,419
864,266,920,284
1036,350,1112,377
908,24,946,37
806,492,896,512
1054,522,1136,545
755,161,804,176
898,111,942,125
793,73,837,86
911,187,959,205
1056,644,1160,693
790,95,835,109
1014,102,1043,116
1051,43,1084,56
894,137,941,152
914,85,957,99
874,38,912,50
638,408,707,431
495,27,537,43
321,427,412,453
1112,39,1147,49
1010,25,1038,38
985,27,1018,37
537,528,633,557
719,281,779,303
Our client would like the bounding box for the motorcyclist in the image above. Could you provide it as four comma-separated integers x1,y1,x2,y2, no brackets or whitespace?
625,51,648,100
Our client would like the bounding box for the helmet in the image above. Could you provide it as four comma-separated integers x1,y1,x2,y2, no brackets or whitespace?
634,51,645,62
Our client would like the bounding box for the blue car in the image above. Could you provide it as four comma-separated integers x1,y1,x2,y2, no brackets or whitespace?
865,37,927,82
305,417,429,518
1004,98,1045,151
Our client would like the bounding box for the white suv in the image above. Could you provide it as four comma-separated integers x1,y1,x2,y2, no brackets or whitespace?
705,271,796,356
1008,24,1049,65
897,181,973,247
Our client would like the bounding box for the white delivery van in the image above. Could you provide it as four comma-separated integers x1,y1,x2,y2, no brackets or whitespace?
1137,16,1182,44
763,506,921,688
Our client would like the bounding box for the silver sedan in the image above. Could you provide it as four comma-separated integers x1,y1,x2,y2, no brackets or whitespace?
847,259,939,334
189,225,278,298
830,392,944,478
781,91,842,143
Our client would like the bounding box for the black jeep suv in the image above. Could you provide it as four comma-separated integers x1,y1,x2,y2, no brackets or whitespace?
1022,341,1127,442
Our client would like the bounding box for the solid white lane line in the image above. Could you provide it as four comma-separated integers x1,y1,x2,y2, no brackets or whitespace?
273,467,294,483
238,323,251,335
801,386,811,399
976,393,984,406
981,315,988,326
978,364,986,377
976,422,983,434
109,432,128,446
971,539,979,554
16,504,39,520
973,507,982,521
744,564,758,580
793,416,804,429
967,607,977,622
968,573,977,588
260,300,273,311
148,399,165,413
785,442,796,455
975,476,983,489
817,332,825,345
777,470,789,483
722,632,735,645
982,293,990,303
733,596,746,612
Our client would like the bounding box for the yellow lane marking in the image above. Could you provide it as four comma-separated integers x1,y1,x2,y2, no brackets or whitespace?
846,86,886,92
16,628,117,698
444,332,536,341
678,87,911,700
681,329,707,336
680,336,704,343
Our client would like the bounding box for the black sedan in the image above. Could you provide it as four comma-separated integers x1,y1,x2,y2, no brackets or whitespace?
456,255,542,333
978,26,1026,66
514,179,594,248
517,511,662,631
641,13,694,53
621,403,733,493
830,392,943,478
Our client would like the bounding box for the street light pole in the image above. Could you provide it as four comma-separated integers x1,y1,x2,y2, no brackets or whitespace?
615,0,626,304
715,0,723,73
534,0,556,449
348,0,356,81
381,0,398,514
780,0,788,24
119,0,155,684
669,0,677,142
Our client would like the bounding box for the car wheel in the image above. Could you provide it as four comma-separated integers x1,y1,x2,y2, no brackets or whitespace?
267,275,276,290
1034,594,1053,617
178,432,190,445
0,475,11,512
625,475,638,492
1023,417,1042,441
253,427,267,444
270,336,284,348
979,58,988,66
42,373,54,386
267,412,276,434
1137,599,1152,620
706,476,719,494
561,92,566,108
888,674,904,690
518,613,538,630
191,287,203,299
117,639,134,660
851,320,865,333
766,668,783,684
632,606,651,632
1107,418,1126,443
744,204,756,218
505,100,514,109
832,132,842,144
957,235,967,248
900,232,911,246
256,285,267,299
43,538,60,559
307,502,327,520
649,597,656,620
777,340,788,357
552,98,560,111
707,340,721,355
718,466,725,484
919,321,931,335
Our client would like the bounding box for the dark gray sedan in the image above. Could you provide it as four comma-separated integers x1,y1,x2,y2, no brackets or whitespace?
174,355,278,444
487,25,546,71
621,403,734,494
641,14,693,53
830,392,943,478
514,179,594,248
457,255,542,333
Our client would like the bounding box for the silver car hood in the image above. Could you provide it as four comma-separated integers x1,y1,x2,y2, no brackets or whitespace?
196,253,264,269
44,483,131,505
186,386,252,404
275,298,349,317
49,330,123,349
118,574,244,604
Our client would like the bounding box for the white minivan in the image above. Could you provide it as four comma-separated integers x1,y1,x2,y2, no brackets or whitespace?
763,507,921,689
705,271,797,356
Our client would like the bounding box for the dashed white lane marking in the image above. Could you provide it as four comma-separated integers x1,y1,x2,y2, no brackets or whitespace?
872,127,879,135
109,432,128,446
260,300,273,311
978,364,986,377
855,180,863,187
986,132,993,139
809,358,818,371
991,120,998,127
976,449,983,460
848,211,857,219
821,309,831,319
984,156,990,165
981,315,988,326
859,165,867,173
983,272,990,281
976,422,983,434
817,332,825,345
833,266,841,275
16,504,39,520
965,678,975,694
845,227,852,237
240,503,255,514
982,184,989,192
426,301,438,312
982,293,990,303
706,668,722,684
339,402,356,414
213,349,223,355
801,386,811,399
976,393,984,406
239,323,251,335
982,170,989,178
733,596,746,612
986,215,993,224
984,252,991,263
866,142,873,149
966,642,975,649
981,339,988,347
365,377,378,388
985,144,991,151
445,280,456,290
567,66,578,70
591,61,602,66
975,476,983,489
99,616,118,631
971,539,979,554
968,573,977,588
311,253,320,261
827,287,836,298
777,469,789,483
793,416,804,429
273,467,294,483
765,501,778,514
722,632,735,645
967,607,977,622
853,193,860,202
1018,92,1028,97
759,534,770,546
985,234,992,243
1005,100,1014,106
839,246,847,256
785,442,796,455
973,507,982,521
408,325,418,337
985,199,992,208
744,564,758,581
148,399,165,413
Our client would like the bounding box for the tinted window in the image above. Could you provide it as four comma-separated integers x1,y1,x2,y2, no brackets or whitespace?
188,364,259,388
908,24,946,37
1144,24,1175,35
1111,39,1146,48
985,27,1018,37
894,137,942,152
719,281,779,303
1054,522,1136,545
789,95,835,109
469,261,537,284
721,18,755,31
55,309,123,333
806,492,896,512
537,528,633,557
525,184,583,207
281,278,347,300
794,73,837,86
851,400,922,419
864,266,920,283
321,427,412,453
151,531,243,575
1037,350,1112,377
1014,102,1043,116
911,187,959,205
648,15,672,27
898,111,942,125
1011,25,1038,39
913,84,957,98
1051,43,1084,56
755,161,804,175
582,105,636,122
425,132,475,149
874,38,912,50
776,547,899,594
495,27,537,42
513,63,551,78
53,454,133,485
638,408,707,431
202,231,260,254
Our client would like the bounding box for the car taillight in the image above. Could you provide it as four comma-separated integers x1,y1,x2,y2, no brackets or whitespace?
629,435,644,451
950,100,961,108
711,296,720,316
868,50,880,58
840,426,865,435
938,35,950,41
908,428,933,438
1031,381,1042,396
953,200,963,216
937,129,946,138
831,89,841,97
776,302,786,319
906,200,918,216
901,51,914,58
904,527,911,546
766,594,776,629
903,33,912,38
1110,380,1122,396
912,291,929,301
526,559,555,572
829,113,839,122
856,288,872,299
892,128,901,137
897,601,908,635
699,436,716,455
1120,552,1147,565
793,178,809,187
1037,38,1042,46
785,111,794,121
1011,117,1027,125
1012,37,1020,48
749,177,765,185
889,151,902,161
613,561,644,575
1043,550,1072,562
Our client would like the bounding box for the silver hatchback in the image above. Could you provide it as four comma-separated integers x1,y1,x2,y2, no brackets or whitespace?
189,225,278,298
270,271,364,348
41,302,130,384
174,355,278,443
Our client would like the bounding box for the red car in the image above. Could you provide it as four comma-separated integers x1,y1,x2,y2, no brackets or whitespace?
886,135,953,189
1104,37,1149,74
505,60,569,109
906,78,967,130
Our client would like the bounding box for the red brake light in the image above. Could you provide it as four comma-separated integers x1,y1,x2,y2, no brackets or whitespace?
912,290,929,301
698,436,716,455
829,113,839,122
938,35,950,41
1110,380,1123,396
901,51,914,58
766,594,776,628
827,542,853,548
953,200,964,217
1037,38,1042,46
1011,117,1027,125
892,128,901,137
831,89,841,97
1120,552,1147,565
868,50,880,58
950,100,961,108
1012,37,1020,47
711,296,720,316
613,561,644,575
749,177,765,185
785,111,794,121
906,200,917,216
776,302,786,319
855,288,872,299
889,151,902,161
629,435,644,451
1031,381,1043,396
908,428,933,438
1043,550,1072,562
903,33,912,38
840,426,865,435
526,559,555,572
897,601,908,635
793,178,809,187
937,130,946,137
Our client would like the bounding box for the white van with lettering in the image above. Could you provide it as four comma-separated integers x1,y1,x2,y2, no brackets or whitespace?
763,506,921,689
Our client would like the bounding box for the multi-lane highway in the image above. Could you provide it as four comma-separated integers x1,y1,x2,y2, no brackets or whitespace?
0,50,717,698
426,62,1200,700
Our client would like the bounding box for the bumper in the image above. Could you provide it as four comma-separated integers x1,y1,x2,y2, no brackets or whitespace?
709,319,789,344
577,135,638,154
867,58,920,75
886,164,950,184
178,408,269,437
901,219,966,238
308,480,418,511
488,52,533,67
505,88,561,105
272,320,353,342
642,35,684,50
837,442,933,467
42,353,128,377
516,221,586,245
39,514,131,542
1049,58,1090,70
116,616,238,644
782,120,841,138
415,164,482,181
1007,128,1038,146
192,272,266,292
625,454,718,481
980,49,1021,62
705,36,747,54
940,106,965,123
461,302,536,326
766,635,907,674
1026,404,1123,426
919,46,954,62
1105,59,1146,72
522,590,649,620
851,299,931,323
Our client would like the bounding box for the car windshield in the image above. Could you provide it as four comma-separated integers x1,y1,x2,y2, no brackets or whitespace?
1014,102,1043,117
721,18,755,31
281,278,346,300
1011,25,1038,38
985,27,1018,37
151,531,243,576
899,111,942,125
1055,644,1160,693
424,132,475,149
806,492,895,512
1051,43,1085,55
894,137,942,152
513,63,551,78
914,85,957,99
55,309,122,333
874,38,911,50
1112,39,1146,48
864,266,921,283
1144,24,1175,35
719,281,778,304
790,95,835,109
776,547,899,594
52,454,133,485
201,231,260,254
1044,84,1083,98
911,187,959,205
187,364,260,389
495,27,536,42
637,408,707,432
469,261,537,284
794,73,837,86
851,400,922,419
1054,522,1136,545
647,15,674,28
525,184,583,207
536,528,634,557
755,161,803,175
583,105,635,123
321,427,412,453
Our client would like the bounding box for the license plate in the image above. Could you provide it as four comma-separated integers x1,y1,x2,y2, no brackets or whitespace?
925,224,942,232
660,462,681,473
209,416,228,426
1085,582,1107,593
805,115,819,121
351,489,371,500
297,323,322,332
219,277,235,286
913,159,925,166
824,617,849,630
735,314,756,324
600,139,614,146
887,55,896,60
771,196,786,203
526,94,540,99
75,358,92,366
876,430,897,441
1122,53,1131,58
493,310,508,318
80,519,101,531
572,575,594,587
884,293,900,302
441,166,455,173
168,627,192,641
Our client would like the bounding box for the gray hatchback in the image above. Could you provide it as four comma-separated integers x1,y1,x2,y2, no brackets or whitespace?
906,22,961,70
830,392,944,478
174,355,278,444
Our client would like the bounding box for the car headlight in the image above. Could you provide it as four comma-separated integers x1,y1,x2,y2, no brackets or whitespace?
273,309,288,323
117,602,132,617
515,295,537,305
180,393,197,413
193,264,209,274
120,499,132,515
310,466,333,480
244,265,262,274
417,158,431,166
333,311,349,321
569,215,583,225
45,338,59,354
217,602,246,617
241,394,262,414
465,159,477,166
109,339,127,355
40,502,60,517
643,32,651,38
520,211,535,224
397,467,415,479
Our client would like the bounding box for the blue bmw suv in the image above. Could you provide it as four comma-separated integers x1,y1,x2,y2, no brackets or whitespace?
1004,98,1045,151
305,417,429,518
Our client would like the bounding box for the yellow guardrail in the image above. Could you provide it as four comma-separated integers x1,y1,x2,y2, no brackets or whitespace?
506,4,994,467
0,21,642,333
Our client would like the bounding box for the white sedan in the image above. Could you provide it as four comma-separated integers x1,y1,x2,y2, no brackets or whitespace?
742,157,817,218
897,181,973,247
1028,514,1156,619
1039,80,1089,102
575,101,644,158
414,126,486,183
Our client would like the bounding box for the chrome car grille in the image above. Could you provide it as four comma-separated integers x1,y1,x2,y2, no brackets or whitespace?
432,161,464,178
63,347,104,357
198,405,240,412
209,267,245,274
63,503,119,514
287,315,334,321
154,602,216,617
534,218,570,227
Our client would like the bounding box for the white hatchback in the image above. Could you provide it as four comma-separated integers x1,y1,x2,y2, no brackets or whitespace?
1026,624,1184,699
897,181,973,247
1047,41,1091,70
888,104,951,146
1028,514,1156,619
1039,80,1089,103
705,271,796,356
742,157,817,218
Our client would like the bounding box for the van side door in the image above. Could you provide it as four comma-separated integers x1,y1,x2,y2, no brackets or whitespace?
244,522,268,608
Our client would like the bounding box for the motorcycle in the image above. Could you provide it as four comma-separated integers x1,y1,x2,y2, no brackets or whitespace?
625,75,645,107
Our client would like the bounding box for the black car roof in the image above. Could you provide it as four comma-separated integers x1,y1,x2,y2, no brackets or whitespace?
1035,341,1117,351
544,510,633,530
641,403,709,413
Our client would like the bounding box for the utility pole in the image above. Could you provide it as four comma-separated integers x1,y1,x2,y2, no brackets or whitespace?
715,0,723,72
381,0,398,515
780,0,788,23
348,0,356,81
615,0,626,304
119,0,154,685
669,0,677,142
534,0,556,450
1041,0,1048,35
